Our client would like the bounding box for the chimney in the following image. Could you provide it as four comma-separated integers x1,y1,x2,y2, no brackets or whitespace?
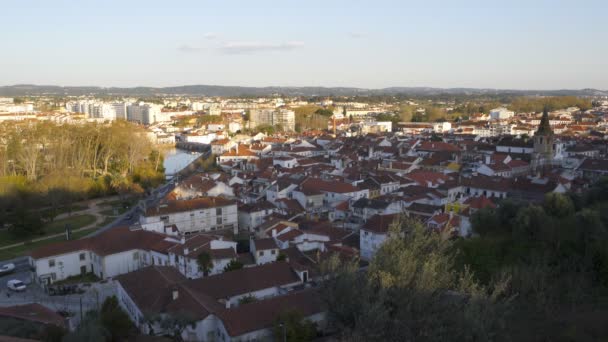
172,288,179,300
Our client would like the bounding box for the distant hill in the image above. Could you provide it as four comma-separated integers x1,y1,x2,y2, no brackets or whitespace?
0,84,606,97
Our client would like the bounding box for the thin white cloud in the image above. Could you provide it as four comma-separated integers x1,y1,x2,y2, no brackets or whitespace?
204,32,217,40
349,32,366,39
177,45,203,53
219,41,304,54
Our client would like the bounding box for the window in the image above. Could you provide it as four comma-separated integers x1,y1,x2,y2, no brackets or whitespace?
271,249,276,255
133,252,139,260
79,253,86,261
48,259,55,267
216,207,222,215
258,251,265,257
216,217,223,225
160,215,169,221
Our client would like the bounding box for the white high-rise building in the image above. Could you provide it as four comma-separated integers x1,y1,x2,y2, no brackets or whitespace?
111,102,127,120
127,103,162,125
490,108,515,120
249,108,295,131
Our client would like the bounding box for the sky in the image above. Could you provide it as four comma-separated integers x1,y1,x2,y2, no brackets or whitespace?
1,0,607,89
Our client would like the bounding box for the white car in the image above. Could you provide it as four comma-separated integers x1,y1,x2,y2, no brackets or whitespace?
7,279,26,292
0,263,15,275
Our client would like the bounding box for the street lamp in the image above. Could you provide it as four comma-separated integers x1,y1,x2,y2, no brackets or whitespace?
279,322,286,342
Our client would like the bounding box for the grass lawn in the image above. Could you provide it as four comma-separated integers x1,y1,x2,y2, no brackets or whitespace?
0,214,96,249
98,216,117,227
43,214,96,235
99,198,137,208
99,207,129,217
39,204,89,219
0,228,94,261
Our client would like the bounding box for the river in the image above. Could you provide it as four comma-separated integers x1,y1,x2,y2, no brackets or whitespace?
163,148,202,179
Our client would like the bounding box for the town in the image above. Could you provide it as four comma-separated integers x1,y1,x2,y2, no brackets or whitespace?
0,90,607,341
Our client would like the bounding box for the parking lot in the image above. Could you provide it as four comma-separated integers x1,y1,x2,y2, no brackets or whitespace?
0,262,117,327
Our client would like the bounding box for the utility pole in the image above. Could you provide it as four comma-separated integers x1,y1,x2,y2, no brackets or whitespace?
79,296,83,322
279,322,286,342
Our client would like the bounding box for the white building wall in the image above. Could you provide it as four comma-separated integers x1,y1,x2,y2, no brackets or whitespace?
360,230,387,261
33,250,90,284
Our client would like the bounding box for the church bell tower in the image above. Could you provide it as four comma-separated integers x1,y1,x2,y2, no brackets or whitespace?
532,107,554,172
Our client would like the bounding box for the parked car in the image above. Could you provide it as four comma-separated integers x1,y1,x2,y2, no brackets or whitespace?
48,284,84,296
7,279,26,292
0,263,15,276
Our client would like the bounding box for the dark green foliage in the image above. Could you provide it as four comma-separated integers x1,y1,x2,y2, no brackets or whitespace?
457,177,608,340
508,96,592,112
62,311,108,342
197,251,213,275
223,259,244,272
314,108,334,116
273,310,317,342
238,294,257,305
100,296,136,342
321,219,511,341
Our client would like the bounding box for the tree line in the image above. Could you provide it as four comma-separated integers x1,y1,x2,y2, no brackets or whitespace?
0,120,164,235
321,177,608,341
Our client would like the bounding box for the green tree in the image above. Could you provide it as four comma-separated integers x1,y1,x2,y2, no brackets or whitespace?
100,296,136,342
238,294,258,305
471,207,500,236
321,218,510,341
62,311,107,342
223,259,244,272
273,310,317,342
543,193,575,218
197,251,213,275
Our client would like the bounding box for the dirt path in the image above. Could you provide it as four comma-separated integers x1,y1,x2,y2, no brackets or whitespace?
53,196,121,229
0,196,121,252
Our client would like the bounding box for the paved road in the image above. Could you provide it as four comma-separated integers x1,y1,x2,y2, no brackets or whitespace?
0,277,117,328
0,257,31,285
90,177,177,236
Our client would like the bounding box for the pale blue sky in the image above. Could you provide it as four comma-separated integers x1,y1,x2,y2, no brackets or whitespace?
1,0,607,89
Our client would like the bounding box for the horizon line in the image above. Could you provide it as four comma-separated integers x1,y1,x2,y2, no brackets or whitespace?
1,83,606,93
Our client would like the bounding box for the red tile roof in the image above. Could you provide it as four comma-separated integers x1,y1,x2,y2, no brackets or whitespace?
0,304,67,328
217,290,323,337
361,214,401,234
30,226,175,259
185,262,300,300
464,196,496,210
145,197,236,216
300,177,360,194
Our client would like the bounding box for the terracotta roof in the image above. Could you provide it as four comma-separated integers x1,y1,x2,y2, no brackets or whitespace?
217,290,323,337
0,303,66,328
253,238,278,250
578,158,608,172
300,177,360,194
507,159,529,168
185,262,300,300
361,214,400,234
275,229,304,242
115,266,222,320
417,141,460,152
30,226,173,259
464,196,496,209
145,197,236,216
221,145,258,157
